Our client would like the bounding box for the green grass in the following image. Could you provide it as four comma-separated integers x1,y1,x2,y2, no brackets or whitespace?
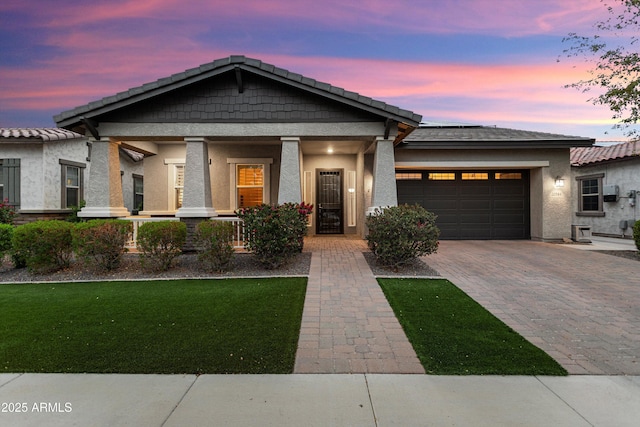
379,278,567,375
0,278,307,374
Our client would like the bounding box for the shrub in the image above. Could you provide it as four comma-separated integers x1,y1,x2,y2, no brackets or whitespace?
236,202,313,269
137,220,186,271
0,224,13,258
0,199,16,225
66,200,86,223
366,204,440,271
195,220,235,272
634,220,640,251
11,220,74,273
73,219,133,271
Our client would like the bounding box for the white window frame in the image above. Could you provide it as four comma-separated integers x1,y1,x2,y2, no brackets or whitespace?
164,158,185,212
227,158,273,209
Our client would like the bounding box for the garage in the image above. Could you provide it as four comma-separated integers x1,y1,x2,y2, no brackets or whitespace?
396,170,530,239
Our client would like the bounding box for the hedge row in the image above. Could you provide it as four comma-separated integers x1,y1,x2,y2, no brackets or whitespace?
1,202,314,275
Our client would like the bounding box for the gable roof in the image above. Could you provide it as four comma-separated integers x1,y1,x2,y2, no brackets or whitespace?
54,55,422,129
571,140,640,166
0,127,83,142
400,124,595,149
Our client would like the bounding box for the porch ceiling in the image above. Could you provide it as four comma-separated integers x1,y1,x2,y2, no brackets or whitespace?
300,139,364,155
119,137,365,156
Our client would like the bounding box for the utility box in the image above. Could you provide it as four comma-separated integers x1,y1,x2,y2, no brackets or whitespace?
571,224,592,243
603,184,619,202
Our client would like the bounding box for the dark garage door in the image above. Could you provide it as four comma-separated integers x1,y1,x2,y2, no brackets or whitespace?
397,171,530,239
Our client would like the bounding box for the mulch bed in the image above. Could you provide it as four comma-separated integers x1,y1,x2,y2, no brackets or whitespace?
362,252,440,277
593,250,640,262
0,252,311,283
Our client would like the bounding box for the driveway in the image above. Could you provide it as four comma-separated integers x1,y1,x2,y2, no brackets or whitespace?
424,240,640,375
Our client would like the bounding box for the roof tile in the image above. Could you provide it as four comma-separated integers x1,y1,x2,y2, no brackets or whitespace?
0,128,83,141
571,140,640,166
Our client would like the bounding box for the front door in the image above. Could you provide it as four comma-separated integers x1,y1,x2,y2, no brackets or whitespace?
316,169,343,234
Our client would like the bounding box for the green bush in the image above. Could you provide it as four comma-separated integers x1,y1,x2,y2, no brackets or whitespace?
73,219,133,271
634,220,640,251
236,202,313,269
11,220,74,273
0,199,16,225
366,204,440,271
195,220,235,272
0,224,13,258
137,221,186,271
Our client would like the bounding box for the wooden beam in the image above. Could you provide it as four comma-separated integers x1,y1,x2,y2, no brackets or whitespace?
80,117,100,140
235,66,244,93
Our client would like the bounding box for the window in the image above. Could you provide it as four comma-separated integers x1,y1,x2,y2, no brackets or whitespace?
237,165,264,208
396,172,422,180
133,174,144,211
174,165,184,209
60,160,85,209
227,158,272,210
428,172,455,180
576,174,604,216
462,172,488,180
495,172,522,180
164,159,185,212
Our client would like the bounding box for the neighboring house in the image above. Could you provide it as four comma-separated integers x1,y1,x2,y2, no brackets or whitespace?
53,55,594,241
0,128,143,223
571,140,640,238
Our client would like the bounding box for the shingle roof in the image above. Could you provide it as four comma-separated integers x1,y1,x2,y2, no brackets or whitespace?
401,124,595,148
55,55,422,127
571,140,640,166
0,127,83,142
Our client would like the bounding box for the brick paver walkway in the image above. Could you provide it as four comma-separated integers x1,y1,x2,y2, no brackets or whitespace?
425,240,640,375
294,237,425,374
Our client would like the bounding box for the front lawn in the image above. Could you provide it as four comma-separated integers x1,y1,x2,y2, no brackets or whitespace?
0,278,307,374
379,278,567,375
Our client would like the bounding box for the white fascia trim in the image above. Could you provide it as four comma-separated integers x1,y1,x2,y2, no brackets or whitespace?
394,161,550,169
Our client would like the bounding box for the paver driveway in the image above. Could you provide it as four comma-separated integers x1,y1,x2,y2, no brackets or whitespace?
425,240,640,375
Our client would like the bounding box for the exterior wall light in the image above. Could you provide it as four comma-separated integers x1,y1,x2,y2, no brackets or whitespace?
554,177,565,188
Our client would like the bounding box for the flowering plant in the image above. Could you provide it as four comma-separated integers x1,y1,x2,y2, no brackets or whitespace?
236,202,313,269
0,199,16,225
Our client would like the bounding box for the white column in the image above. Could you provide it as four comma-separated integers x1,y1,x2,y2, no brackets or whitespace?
176,137,217,217
79,138,129,217
277,137,302,204
366,137,398,215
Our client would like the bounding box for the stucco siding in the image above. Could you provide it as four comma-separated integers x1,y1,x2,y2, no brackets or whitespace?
303,153,359,235
572,158,640,237
394,148,572,241
43,139,89,210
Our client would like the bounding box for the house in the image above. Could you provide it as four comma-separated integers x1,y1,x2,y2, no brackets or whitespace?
53,55,594,241
0,128,143,223
571,140,640,238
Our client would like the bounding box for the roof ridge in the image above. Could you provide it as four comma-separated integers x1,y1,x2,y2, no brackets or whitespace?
54,55,422,126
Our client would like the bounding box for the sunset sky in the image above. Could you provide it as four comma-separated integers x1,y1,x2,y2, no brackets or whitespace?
0,0,632,142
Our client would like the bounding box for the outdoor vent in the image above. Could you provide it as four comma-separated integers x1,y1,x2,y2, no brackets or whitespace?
603,184,619,202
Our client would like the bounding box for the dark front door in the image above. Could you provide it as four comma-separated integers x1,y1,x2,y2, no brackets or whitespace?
316,169,343,234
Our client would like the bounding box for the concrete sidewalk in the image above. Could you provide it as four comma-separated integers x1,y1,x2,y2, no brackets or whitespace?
1,373,640,426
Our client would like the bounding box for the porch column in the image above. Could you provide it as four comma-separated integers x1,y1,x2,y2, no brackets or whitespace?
366,137,398,215
79,138,129,217
176,137,217,217
277,137,302,204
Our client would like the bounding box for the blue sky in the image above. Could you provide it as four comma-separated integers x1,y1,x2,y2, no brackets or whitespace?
0,0,632,142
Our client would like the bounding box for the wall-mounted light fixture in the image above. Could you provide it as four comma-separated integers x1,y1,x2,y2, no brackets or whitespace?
554,176,565,188
327,148,334,154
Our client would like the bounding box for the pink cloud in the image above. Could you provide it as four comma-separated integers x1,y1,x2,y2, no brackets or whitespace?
0,0,613,36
